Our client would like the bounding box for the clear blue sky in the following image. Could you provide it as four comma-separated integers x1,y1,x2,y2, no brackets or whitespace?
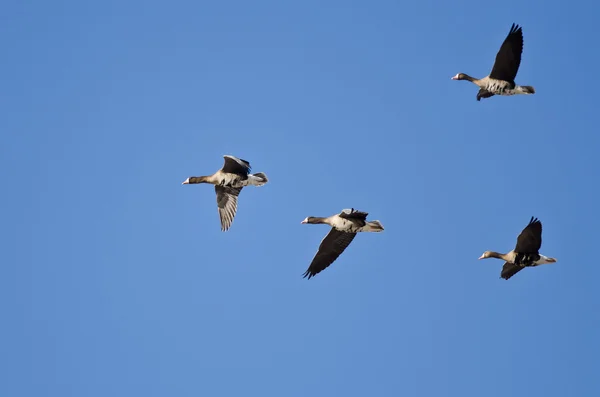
2,0,599,396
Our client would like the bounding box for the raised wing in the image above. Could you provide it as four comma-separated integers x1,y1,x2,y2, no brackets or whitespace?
302,229,357,279
514,216,542,254
222,155,251,176
215,186,242,231
489,23,524,82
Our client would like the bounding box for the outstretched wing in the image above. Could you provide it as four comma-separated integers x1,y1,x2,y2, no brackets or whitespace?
489,23,524,82
303,229,357,279
215,186,242,231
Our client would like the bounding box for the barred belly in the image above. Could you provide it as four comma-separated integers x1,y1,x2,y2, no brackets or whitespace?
486,79,515,96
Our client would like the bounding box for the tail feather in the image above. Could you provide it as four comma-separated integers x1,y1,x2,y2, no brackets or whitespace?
519,85,535,94
248,172,268,186
365,220,384,232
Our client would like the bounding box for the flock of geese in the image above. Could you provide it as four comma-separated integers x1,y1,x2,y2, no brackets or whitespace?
183,23,557,281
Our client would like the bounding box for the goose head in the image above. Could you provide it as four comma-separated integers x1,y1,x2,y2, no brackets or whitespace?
478,251,496,260
181,176,210,184
301,217,324,224
451,73,469,81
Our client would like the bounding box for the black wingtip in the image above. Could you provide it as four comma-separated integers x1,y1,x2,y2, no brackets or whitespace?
509,23,522,36
302,270,313,280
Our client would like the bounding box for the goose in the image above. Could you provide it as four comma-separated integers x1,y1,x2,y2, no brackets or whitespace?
300,208,384,279
479,217,557,280
452,23,535,101
182,155,268,231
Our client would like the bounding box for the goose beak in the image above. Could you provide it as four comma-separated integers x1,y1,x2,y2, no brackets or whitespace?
182,178,190,185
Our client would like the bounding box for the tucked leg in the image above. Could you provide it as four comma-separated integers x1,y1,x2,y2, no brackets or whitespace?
476,89,495,101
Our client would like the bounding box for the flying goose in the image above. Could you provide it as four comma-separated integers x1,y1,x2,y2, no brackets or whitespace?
452,23,535,101
300,208,384,279
479,217,557,280
182,155,268,231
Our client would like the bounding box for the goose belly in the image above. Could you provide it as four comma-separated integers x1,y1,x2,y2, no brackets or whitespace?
485,80,515,96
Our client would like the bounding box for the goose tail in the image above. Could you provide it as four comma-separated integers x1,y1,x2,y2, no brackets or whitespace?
517,85,535,94
247,172,268,186
364,220,384,232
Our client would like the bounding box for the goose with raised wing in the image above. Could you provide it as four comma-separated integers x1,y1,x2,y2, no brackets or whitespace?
182,155,268,231
452,23,535,101
300,208,384,279
479,217,557,280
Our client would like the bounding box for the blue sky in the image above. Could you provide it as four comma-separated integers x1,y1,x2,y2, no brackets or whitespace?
2,0,599,396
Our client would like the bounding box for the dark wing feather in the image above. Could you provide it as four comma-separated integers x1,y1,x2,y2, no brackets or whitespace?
303,229,357,279
339,208,368,221
489,23,524,82
514,217,542,253
221,155,251,176
500,262,524,280
215,186,242,231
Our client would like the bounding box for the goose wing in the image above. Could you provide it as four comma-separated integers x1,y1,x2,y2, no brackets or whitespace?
222,155,251,176
514,216,542,254
303,229,357,279
500,261,525,280
339,208,368,221
215,186,242,231
489,23,524,82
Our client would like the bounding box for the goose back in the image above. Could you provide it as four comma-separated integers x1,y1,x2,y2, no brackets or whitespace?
332,208,368,231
